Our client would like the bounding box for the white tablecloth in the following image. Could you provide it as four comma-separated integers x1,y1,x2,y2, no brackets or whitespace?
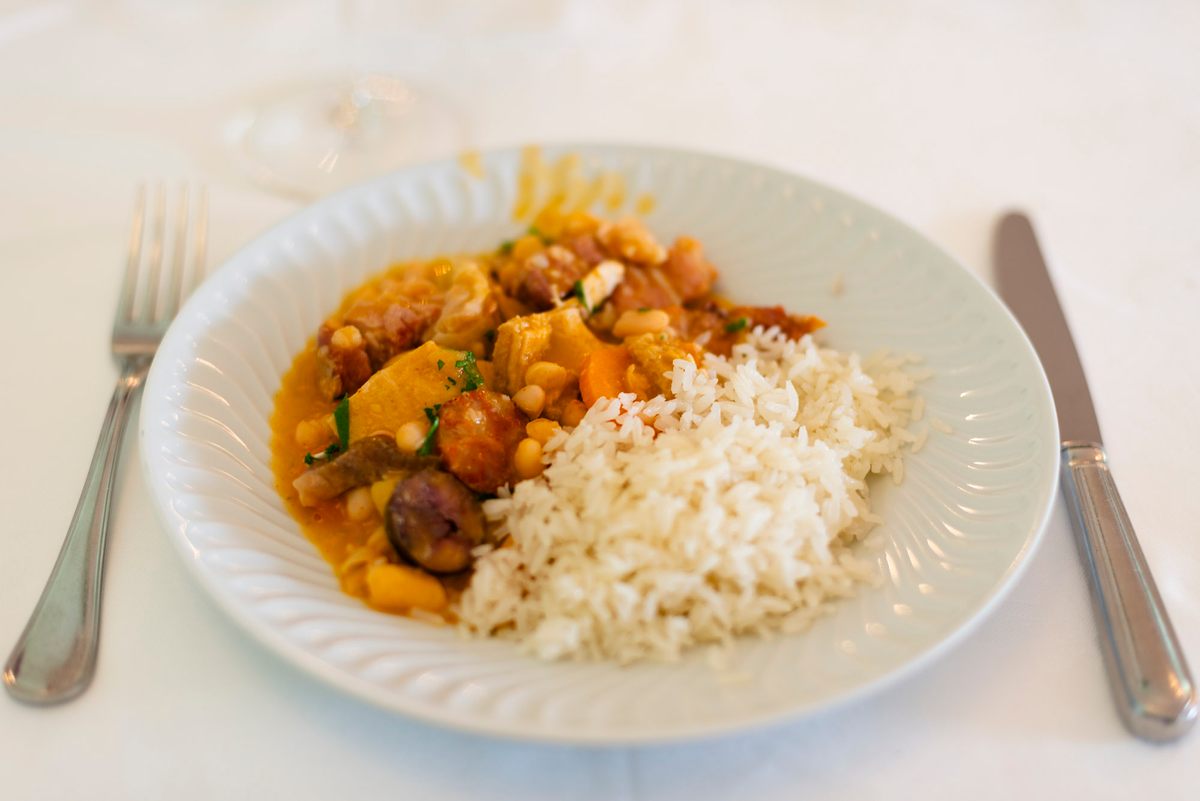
2,1,1197,797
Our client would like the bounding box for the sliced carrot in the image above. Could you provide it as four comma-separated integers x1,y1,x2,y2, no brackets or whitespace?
579,345,632,407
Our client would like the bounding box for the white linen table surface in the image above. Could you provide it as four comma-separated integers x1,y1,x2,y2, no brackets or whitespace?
0,1,1196,798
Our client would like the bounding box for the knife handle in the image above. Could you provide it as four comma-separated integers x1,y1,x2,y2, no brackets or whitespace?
1061,443,1197,741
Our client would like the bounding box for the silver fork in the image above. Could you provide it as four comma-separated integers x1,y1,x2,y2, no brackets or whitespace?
3,183,208,704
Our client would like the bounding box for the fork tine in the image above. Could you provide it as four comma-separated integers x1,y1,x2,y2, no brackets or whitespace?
162,183,190,321
116,185,146,322
190,185,209,293
141,183,167,321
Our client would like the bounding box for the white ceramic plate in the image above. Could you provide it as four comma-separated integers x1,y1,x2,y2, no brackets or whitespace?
140,144,1058,744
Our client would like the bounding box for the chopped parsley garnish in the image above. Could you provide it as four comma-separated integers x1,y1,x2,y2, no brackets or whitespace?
436,359,445,370
333,396,351,449
572,280,590,313
498,239,515,256
638,307,651,313
725,316,749,333
455,351,485,391
302,400,350,467
527,225,551,244
417,405,441,456
303,442,341,466
447,376,457,386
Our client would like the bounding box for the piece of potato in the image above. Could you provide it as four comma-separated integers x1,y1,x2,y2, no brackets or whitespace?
366,563,448,613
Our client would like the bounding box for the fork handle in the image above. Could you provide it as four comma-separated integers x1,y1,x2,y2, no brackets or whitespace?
4,361,147,703
1061,443,1197,741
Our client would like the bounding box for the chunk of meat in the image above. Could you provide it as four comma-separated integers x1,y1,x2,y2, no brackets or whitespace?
625,333,702,396
559,232,607,267
427,261,500,355
733,305,825,340
491,313,552,394
610,265,682,315
677,302,826,356
316,323,373,400
504,244,589,310
436,389,526,493
315,278,443,399
490,306,602,394
661,236,717,302
385,469,486,574
662,303,721,341
347,297,441,368
292,435,432,507
596,218,667,266
608,236,717,316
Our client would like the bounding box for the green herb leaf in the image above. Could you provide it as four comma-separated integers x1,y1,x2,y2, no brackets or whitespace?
303,441,341,467
637,307,651,313
527,225,551,244
418,405,441,456
498,239,515,256
436,359,445,370
455,351,486,391
447,376,457,386
333,396,351,449
724,316,749,333
572,280,590,313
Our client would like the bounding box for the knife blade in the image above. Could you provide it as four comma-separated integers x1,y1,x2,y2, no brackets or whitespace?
994,212,1196,741
994,214,1101,445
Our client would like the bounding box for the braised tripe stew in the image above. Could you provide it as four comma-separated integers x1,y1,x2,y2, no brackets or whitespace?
270,209,823,619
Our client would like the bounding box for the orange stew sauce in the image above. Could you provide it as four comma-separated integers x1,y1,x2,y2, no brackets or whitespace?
270,348,374,595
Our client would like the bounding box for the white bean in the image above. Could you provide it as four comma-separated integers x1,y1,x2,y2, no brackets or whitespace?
512,384,546,418
395,420,428,452
345,486,376,522
613,308,670,338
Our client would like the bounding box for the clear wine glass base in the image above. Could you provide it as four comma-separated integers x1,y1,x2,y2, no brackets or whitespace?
237,74,465,200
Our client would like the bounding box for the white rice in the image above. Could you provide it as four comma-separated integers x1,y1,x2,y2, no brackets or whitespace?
457,329,918,663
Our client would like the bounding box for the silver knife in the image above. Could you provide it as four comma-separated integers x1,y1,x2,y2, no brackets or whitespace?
995,212,1196,741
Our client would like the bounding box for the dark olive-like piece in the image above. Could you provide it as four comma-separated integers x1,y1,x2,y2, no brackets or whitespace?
385,469,485,574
